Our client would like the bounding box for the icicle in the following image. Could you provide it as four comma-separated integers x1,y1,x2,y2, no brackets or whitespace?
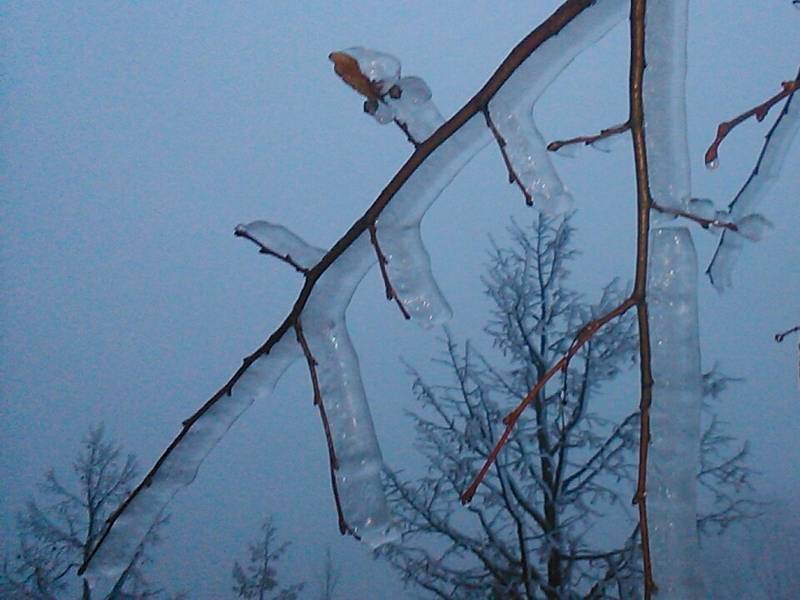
83,334,302,595
647,227,706,598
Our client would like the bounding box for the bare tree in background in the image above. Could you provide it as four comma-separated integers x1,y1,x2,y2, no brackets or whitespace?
381,215,755,599
0,426,174,600
232,517,304,600
318,546,340,600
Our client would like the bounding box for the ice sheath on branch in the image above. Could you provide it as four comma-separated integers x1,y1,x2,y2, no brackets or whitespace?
80,0,630,593
643,1,706,597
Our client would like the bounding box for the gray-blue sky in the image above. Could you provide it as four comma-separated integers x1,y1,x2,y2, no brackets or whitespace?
2,2,798,597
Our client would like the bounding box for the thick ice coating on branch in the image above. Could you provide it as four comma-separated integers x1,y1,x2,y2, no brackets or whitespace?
643,4,706,598
484,0,627,213
647,227,706,598
301,234,398,545
82,335,301,594
707,73,799,291
235,221,325,270
643,2,691,220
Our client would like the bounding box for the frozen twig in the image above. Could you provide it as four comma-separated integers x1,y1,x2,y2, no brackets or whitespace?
775,325,800,386
704,75,800,166
234,226,310,274
706,66,800,290
775,325,800,342
547,120,630,152
368,223,411,320
295,320,352,536
483,106,534,206
651,201,739,233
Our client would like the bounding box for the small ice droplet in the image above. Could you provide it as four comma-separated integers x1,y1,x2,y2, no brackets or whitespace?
705,157,719,170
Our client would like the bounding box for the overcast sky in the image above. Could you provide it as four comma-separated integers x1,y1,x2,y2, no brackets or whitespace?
2,2,798,597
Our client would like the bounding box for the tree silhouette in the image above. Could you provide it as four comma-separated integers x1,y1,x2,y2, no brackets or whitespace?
1,426,173,599
232,517,304,600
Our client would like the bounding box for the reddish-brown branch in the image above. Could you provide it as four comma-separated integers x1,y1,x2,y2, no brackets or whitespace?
234,227,309,274
651,201,739,233
295,320,352,536
482,106,534,206
547,121,630,152
704,76,800,166
368,223,411,320
628,0,656,595
461,297,637,504
80,0,612,574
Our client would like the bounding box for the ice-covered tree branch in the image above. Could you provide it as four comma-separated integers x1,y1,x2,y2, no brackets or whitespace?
79,0,631,590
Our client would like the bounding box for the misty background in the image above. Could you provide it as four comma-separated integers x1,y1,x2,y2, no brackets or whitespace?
2,1,798,597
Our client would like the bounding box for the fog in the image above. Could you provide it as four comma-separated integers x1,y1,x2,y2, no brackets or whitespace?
2,1,798,597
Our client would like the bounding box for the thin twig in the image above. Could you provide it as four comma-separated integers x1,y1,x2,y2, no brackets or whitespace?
547,121,630,152
294,320,352,536
234,227,309,274
651,201,739,232
775,325,800,343
482,106,534,206
368,223,411,320
461,297,637,504
705,76,800,166
706,66,800,286
628,0,656,595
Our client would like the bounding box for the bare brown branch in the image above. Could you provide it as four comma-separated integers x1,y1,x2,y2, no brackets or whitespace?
461,296,637,504
704,75,800,166
547,121,630,153
369,223,411,320
651,201,739,233
628,0,655,595
483,106,534,206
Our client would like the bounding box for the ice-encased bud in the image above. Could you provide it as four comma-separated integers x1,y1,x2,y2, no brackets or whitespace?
341,47,401,94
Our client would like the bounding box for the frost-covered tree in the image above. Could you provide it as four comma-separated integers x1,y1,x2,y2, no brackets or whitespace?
381,215,755,599
0,426,173,600
231,517,304,600
317,546,340,600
